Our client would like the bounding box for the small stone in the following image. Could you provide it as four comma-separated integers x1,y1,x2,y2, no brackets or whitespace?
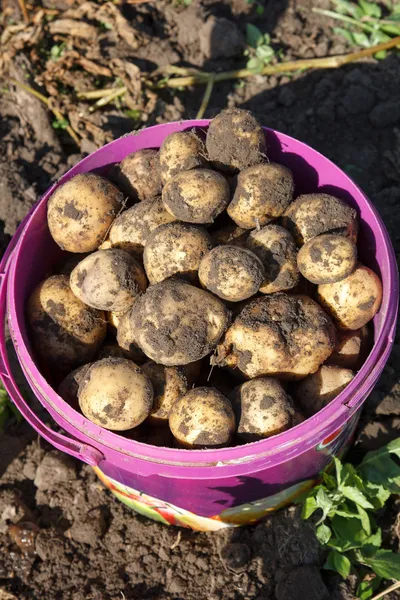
199,17,245,59
370,101,400,128
275,566,329,600
34,452,76,491
169,576,186,594
220,542,251,571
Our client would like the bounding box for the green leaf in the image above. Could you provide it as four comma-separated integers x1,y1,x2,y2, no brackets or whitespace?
334,27,357,44
340,485,374,509
322,471,337,490
358,0,381,18
246,57,265,73
302,495,319,519
352,31,371,47
324,549,352,578
358,438,400,494
332,0,362,18
315,487,334,521
316,523,332,544
334,457,343,486
356,504,371,535
246,23,264,48
256,45,275,63
359,549,400,580
374,50,387,60
356,576,381,600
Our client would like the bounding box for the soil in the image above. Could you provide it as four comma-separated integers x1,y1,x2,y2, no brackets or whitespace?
0,0,400,598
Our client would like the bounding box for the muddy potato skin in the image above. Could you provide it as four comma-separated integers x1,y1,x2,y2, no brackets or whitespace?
159,131,207,184
109,196,176,255
282,193,359,246
116,307,146,361
78,358,153,431
215,293,335,379
212,222,248,247
169,387,236,448
199,245,265,302
247,224,299,294
318,264,382,330
297,234,357,285
228,163,294,229
206,108,266,173
143,222,213,284
142,361,190,425
114,149,162,201
231,377,295,442
70,249,147,312
131,279,230,366
162,168,230,224
47,173,123,253
27,275,106,376
58,363,92,408
294,365,354,416
327,326,369,369
107,309,126,333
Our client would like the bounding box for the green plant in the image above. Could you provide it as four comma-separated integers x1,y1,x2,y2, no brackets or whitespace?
244,24,275,72
246,0,265,16
0,384,22,431
314,0,400,59
299,439,400,599
52,117,69,130
50,42,66,61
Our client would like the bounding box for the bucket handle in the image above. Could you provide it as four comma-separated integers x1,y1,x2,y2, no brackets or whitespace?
0,263,104,467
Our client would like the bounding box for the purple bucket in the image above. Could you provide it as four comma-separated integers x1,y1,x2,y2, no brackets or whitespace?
0,121,398,531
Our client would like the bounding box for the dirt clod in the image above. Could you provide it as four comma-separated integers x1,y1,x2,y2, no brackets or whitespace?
34,452,76,491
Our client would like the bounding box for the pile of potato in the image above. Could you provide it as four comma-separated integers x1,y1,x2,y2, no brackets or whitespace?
27,108,383,449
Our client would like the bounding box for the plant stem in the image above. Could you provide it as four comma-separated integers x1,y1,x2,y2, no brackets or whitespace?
370,580,400,600
77,89,119,99
88,86,127,112
17,0,29,23
312,8,376,33
196,75,215,119
8,78,80,146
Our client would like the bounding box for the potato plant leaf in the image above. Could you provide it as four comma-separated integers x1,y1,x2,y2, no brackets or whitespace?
325,549,352,578
246,24,264,48
358,549,400,581
358,438,400,494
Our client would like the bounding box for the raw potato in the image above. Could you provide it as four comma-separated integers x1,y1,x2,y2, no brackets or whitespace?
107,309,126,332
70,249,147,312
198,245,265,302
27,275,106,376
162,168,230,224
297,234,357,284
282,193,359,246
159,130,207,184
214,293,335,379
206,107,266,173
143,222,213,284
327,326,369,369
78,358,153,430
318,264,382,330
247,224,299,294
109,196,176,255
169,387,236,448
58,364,92,407
231,377,295,442
116,308,146,361
294,365,355,416
142,361,190,425
47,173,123,253
114,149,162,201
228,163,294,229
212,222,248,247
130,279,230,366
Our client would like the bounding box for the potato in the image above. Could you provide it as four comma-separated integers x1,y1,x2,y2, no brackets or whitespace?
247,224,299,294
142,361,190,425
282,193,359,246
293,365,355,416
297,234,357,284
327,326,369,369
70,249,147,312
159,130,207,184
206,108,266,173
198,245,265,302
58,363,92,408
318,264,382,330
212,222,248,247
228,163,294,229
109,196,176,256
231,377,295,442
162,168,230,224
113,149,162,201
27,275,106,376
116,307,147,361
130,279,230,366
143,222,213,284
214,293,335,379
47,173,123,253
169,387,236,448
107,309,126,333
78,358,153,430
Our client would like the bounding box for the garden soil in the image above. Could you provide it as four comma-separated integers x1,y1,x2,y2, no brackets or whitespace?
0,0,399,598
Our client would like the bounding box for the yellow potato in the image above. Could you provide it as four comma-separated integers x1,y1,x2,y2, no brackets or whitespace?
327,326,369,369
107,309,126,333
47,173,123,253
293,365,355,416
212,222,248,247
114,149,162,201
116,308,147,361
142,361,190,425
159,130,207,184
297,234,357,284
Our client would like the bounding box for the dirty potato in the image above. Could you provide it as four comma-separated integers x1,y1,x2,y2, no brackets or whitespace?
113,149,162,201
293,365,355,416
159,130,207,184
297,233,357,284
142,361,191,425
116,307,147,361
58,363,92,408
327,326,370,369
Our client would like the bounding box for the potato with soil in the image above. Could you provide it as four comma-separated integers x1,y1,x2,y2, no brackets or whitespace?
318,264,382,330
231,378,295,442
293,365,355,416
214,293,335,379
327,326,369,369
107,309,126,333
159,130,207,184
70,249,147,312
206,107,266,173
27,275,106,376
228,163,294,229
116,308,146,361
58,363,92,408
198,245,265,302
162,168,230,224
212,222,248,247
247,224,299,294
282,193,359,246
113,149,162,201
78,358,153,430
297,233,357,284
130,279,230,366
143,222,213,284
169,387,236,448
47,173,123,253
109,195,176,256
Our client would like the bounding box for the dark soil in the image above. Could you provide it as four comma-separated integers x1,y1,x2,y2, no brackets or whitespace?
1,0,400,598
